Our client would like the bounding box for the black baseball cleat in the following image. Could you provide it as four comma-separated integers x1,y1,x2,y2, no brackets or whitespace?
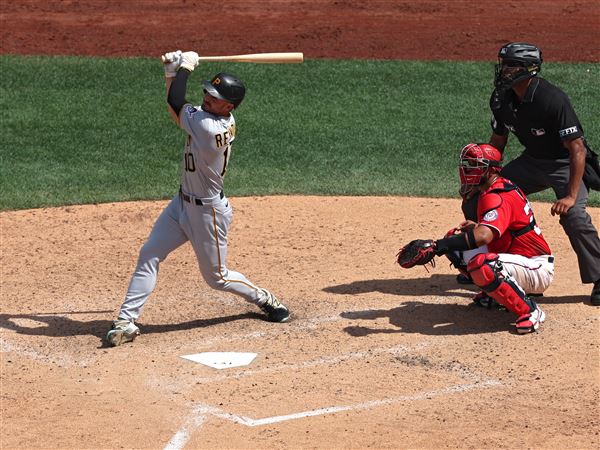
472,291,505,310
591,280,600,306
456,273,474,285
259,289,290,322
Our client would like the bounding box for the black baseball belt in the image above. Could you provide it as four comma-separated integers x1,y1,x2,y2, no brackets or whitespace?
179,187,224,206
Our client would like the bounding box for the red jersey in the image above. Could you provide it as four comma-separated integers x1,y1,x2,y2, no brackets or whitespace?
477,177,552,257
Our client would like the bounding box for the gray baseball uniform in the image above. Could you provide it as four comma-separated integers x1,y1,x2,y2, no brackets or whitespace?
116,103,265,321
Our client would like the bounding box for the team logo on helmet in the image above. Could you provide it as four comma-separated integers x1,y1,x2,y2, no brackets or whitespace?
203,73,246,108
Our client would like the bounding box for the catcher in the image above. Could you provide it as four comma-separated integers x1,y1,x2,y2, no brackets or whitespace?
397,143,554,334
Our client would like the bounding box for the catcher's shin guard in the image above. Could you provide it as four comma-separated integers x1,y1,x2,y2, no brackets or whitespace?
467,253,533,316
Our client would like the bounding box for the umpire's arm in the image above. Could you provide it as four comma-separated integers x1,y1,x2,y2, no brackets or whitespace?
551,137,587,216
489,132,508,152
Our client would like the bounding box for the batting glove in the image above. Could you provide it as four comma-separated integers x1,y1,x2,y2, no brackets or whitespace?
179,51,200,72
162,50,183,78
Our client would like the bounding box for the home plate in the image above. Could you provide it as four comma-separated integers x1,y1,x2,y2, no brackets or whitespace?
181,352,258,369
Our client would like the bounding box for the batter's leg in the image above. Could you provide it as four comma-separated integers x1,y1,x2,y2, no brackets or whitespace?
182,200,290,322
184,201,264,302
118,197,188,321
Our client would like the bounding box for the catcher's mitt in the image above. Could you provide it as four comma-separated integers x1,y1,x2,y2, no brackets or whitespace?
396,239,437,268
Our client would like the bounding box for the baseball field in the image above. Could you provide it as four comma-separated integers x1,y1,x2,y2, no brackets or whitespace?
1,1,599,449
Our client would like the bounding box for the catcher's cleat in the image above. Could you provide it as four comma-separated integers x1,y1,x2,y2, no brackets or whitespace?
106,319,140,346
456,273,474,285
259,289,290,323
472,291,504,310
515,301,545,334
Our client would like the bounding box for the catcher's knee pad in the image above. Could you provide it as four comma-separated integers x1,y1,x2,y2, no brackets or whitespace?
467,253,532,316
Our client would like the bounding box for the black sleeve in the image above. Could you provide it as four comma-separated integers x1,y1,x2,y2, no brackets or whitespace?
553,92,584,142
489,90,509,136
167,69,191,116
434,229,478,256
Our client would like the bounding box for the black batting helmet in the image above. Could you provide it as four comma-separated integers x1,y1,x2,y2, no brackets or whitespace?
202,73,246,108
494,42,543,92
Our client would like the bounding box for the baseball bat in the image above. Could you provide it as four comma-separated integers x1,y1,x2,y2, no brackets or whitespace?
162,52,304,64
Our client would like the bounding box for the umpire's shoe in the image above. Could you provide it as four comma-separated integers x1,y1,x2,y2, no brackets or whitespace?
591,280,600,306
259,289,290,323
106,319,140,346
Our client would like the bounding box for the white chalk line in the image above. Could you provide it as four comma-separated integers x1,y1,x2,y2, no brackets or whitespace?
209,379,502,426
164,340,499,449
164,379,501,449
163,413,207,450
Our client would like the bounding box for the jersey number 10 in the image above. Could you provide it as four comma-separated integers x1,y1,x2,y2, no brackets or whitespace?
184,146,231,176
184,153,196,172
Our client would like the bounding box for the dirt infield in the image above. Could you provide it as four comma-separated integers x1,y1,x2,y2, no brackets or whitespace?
1,1,599,449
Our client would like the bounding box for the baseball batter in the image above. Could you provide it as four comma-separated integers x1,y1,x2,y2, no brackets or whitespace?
106,50,290,347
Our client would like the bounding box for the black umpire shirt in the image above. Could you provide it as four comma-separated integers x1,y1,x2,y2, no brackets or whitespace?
489,77,586,160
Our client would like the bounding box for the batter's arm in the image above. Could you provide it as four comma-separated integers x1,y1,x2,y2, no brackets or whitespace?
166,69,192,126
551,137,587,216
165,77,180,125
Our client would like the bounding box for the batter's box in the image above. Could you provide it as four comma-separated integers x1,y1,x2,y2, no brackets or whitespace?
165,345,500,449
177,343,500,423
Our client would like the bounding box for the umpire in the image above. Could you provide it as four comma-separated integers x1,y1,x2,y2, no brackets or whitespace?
462,42,600,305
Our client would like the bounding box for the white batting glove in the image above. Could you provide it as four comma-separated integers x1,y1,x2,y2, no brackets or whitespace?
162,50,182,78
179,51,200,72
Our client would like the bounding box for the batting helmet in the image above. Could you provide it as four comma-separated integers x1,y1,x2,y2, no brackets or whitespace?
459,143,503,196
494,42,542,92
202,73,246,108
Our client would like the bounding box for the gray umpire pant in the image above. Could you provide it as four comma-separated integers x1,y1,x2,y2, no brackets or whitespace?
462,153,600,284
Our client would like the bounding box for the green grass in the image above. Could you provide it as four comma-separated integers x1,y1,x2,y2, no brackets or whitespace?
1,55,599,210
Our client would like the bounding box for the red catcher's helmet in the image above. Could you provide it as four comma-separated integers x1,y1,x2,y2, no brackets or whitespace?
459,143,503,196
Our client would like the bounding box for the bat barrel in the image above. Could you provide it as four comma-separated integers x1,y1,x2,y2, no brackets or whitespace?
162,52,304,64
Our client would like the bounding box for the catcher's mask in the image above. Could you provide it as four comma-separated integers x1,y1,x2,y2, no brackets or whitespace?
202,72,246,108
459,143,503,196
494,42,542,93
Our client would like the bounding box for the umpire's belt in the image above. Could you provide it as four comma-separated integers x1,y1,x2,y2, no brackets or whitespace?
179,187,224,206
